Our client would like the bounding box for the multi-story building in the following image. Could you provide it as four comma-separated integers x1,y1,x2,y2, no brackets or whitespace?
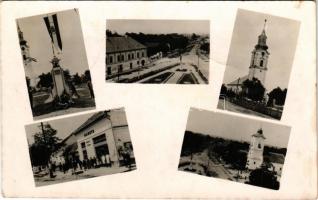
106,36,147,79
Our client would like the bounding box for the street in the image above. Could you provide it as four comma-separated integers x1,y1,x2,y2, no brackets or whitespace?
217,99,274,119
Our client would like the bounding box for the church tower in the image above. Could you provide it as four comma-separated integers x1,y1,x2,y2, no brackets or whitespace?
246,128,266,170
248,19,270,85
18,24,32,68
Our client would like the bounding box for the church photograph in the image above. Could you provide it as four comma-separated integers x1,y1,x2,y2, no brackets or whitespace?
178,108,290,190
218,9,300,120
16,9,96,120
106,19,210,84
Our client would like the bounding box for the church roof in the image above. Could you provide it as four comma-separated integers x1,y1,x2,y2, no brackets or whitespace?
106,36,147,53
227,75,248,86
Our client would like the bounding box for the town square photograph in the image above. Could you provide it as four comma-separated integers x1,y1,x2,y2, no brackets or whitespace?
17,9,95,120
106,20,210,84
25,108,136,187
178,108,290,190
218,9,300,120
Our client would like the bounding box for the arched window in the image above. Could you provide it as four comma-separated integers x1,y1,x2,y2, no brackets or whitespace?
258,143,261,149
262,52,265,56
260,60,263,67
121,55,124,61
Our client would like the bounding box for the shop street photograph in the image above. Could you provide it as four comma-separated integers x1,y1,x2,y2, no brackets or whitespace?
106,20,210,84
25,108,136,187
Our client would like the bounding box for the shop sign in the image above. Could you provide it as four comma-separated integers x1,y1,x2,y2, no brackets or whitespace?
84,129,94,137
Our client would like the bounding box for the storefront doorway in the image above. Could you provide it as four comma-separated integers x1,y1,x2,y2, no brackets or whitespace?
93,134,110,160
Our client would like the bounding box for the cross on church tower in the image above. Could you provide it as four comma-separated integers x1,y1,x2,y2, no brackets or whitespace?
248,19,270,85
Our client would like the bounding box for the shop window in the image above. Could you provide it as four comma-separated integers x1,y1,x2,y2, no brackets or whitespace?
93,134,106,144
81,142,86,149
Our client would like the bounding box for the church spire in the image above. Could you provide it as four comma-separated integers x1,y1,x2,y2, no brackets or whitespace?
255,19,268,50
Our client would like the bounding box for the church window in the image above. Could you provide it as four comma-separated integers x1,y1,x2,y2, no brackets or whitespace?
262,52,265,56
23,55,27,60
21,47,25,51
258,143,261,149
260,60,263,67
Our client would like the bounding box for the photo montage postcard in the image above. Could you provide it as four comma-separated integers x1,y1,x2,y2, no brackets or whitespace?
25,108,136,187
217,9,300,120
16,9,96,120
178,108,291,190
105,19,210,84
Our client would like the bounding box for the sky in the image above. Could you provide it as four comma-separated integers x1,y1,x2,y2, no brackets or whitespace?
107,19,210,35
186,108,291,148
223,9,300,92
17,9,90,85
25,112,94,145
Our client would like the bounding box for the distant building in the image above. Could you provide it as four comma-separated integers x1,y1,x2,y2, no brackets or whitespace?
227,19,269,94
264,152,285,176
106,36,147,79
246,128,266,170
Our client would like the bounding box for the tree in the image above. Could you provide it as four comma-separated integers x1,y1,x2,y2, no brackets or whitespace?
37,72,53,88
242,78,265,101
29,122,61,166
73,73,82,85
220,84,227,96
247,164,280,190
63,69,71,82
267,87,287,106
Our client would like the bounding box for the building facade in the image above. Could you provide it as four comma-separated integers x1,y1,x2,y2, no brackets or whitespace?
106,36,147,79
246,128,266,170
73,109,133,166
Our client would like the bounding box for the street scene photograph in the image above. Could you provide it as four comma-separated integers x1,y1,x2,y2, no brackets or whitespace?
218,9,300,120
25,108,136,187
106,19,210,84
178,108,290,190
17,9,95,120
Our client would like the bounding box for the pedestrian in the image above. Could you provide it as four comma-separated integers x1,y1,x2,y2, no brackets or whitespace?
105,154,111,167
101,155,106,166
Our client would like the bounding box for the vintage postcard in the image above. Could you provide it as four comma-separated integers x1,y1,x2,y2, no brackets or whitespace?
25,108,136,187
106,20,210,84
218,9,300,120
17,9,96,120
179,108,290,190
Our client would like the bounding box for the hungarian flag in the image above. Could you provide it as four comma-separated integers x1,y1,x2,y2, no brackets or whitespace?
43,14,62,53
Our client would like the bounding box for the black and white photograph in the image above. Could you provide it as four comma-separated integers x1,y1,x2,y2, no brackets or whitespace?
17,9,95,120
25,108,136,187
218,9,300,120
106,20,210,84
178,108,290,190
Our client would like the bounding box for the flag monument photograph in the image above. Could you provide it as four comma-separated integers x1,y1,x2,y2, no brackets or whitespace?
17,9,96,120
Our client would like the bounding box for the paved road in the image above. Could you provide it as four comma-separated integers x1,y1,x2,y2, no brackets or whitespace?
217,99,274,119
